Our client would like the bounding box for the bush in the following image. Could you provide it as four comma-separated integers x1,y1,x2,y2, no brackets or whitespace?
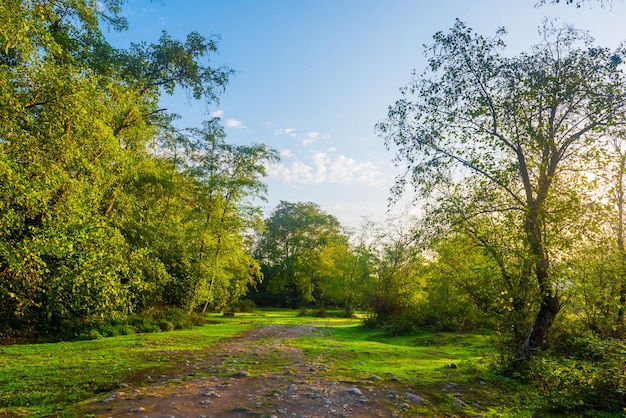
7,307,208,343
159,321,175,331
230,299,257,313
86,330,103,340
314,307,327,318
364,309,420,336
530,335,626,414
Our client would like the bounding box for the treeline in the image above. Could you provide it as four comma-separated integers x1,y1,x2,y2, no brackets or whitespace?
0,0,277,337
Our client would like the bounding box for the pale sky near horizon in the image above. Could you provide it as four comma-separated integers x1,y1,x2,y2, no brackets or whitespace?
106,0,626,229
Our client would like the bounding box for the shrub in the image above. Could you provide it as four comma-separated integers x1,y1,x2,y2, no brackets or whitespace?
530,336,626,414
230,299,257,313
87,330,103,340
159,321,175,331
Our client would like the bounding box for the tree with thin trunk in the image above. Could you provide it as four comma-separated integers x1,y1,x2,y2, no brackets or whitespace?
377,19,626,360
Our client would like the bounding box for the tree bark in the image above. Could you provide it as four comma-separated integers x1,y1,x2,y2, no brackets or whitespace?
520,195,560,359
521,293,560,359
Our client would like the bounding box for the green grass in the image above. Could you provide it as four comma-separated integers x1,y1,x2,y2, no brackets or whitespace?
1,309,614,417
0,310,357,416
297,326,493,380
0,314,257,416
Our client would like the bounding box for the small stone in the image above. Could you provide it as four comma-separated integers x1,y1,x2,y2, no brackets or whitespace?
235,370,249,377
386,389,399,399
444,362,458,369
406,393,423,403
368,375,380,381
102,394,116,403
200,400,212,405
129,407,145,413
231,406,253,413
347,387,363,396
397,402,409,410
454,399,467,407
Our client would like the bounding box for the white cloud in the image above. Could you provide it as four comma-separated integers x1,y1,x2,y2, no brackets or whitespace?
280,149,294,158
275,128,297,137
302,131,320,146
274,128,329,146
225,118,246,129
209,110,224,118
266,151,387,187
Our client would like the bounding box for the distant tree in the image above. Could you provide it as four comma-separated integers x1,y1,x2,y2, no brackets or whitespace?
253,201,345,308
378,19,626,359
365,217,424,324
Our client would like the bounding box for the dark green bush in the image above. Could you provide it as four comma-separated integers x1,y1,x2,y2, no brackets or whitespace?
230,299,257,313
159,321,175,331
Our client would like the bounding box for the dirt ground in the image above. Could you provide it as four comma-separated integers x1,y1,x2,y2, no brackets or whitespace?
84,325,426,417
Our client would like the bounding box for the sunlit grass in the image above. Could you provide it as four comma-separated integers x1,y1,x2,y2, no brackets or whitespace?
297,326,495,382
0,309,561,417
0,316,260,416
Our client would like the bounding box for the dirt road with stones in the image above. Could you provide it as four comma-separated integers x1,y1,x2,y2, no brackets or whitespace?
84,324,433,417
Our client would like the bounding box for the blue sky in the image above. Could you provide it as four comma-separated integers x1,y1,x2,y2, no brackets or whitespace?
106,0,626,228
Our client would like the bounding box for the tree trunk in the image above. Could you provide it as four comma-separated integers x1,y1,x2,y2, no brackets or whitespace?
616,153,626,323
520,194,560,360
520,293,560,359
618,289,626,323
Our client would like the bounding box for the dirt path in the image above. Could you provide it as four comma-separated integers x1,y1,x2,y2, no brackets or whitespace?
84,325,424,417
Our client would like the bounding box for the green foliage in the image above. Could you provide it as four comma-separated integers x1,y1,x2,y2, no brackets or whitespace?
530,339,626,414
73,308,204,341
378,18,626,359
0,0,276,337
229,298,258,313
253,201,350,308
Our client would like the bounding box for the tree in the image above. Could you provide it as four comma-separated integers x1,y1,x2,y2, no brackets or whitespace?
253,201,345,308
423,233,506,330
0,0,249,333
365,217,424,325
178,120,278,312
319,219,377,316
378,20,626,359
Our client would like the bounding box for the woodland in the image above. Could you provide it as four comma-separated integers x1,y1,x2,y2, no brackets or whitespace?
1,0,626,415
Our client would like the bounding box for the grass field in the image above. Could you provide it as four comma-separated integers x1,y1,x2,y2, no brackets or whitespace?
0,309,574,417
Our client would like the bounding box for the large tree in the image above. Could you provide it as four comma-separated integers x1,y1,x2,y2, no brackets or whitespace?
0,0,272,333
378,20,626,359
